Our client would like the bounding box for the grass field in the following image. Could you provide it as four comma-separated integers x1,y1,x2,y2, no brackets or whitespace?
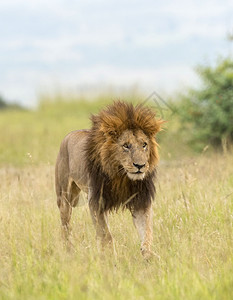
0,98,233,299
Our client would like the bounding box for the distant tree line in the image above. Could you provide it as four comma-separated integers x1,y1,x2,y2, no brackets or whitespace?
0,95,23,110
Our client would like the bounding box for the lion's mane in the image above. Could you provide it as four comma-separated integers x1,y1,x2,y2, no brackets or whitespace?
85,101,162,213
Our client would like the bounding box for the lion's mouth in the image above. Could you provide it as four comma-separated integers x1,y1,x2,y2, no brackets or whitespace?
127,170,145,181
133,170,143,174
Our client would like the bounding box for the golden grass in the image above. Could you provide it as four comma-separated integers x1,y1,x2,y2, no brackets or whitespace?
0,152,233,299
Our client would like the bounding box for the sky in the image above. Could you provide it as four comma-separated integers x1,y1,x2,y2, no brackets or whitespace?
0,0,233,107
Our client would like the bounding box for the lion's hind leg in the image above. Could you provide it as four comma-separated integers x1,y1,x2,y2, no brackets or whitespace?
57,180,81,242
69,181,81,207
57,192,73,241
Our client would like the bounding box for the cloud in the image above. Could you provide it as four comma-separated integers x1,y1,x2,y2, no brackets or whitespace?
0,0,232,106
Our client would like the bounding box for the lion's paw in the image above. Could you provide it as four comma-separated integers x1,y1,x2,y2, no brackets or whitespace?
141,249,160,261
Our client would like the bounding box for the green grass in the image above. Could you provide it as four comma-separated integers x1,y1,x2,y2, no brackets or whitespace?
0,96,190,167
0,97,233,299
0,98,110,166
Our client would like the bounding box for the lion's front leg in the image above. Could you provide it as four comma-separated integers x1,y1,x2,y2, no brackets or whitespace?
132,204,155,260
89,202,115,254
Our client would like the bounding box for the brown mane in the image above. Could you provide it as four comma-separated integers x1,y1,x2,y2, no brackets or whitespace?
85,101,163,213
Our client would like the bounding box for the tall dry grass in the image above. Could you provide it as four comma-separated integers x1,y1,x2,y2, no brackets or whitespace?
0,98,233,299
0,153,232,299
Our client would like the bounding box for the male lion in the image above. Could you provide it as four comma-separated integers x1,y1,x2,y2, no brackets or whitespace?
55,101,163,259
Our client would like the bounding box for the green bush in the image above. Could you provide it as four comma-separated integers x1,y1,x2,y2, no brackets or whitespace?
177,57,233,151
0,96,7,109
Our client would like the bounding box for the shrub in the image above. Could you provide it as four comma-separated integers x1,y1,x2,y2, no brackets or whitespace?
0,95,24,110
0,96,7,109
177,57,233,151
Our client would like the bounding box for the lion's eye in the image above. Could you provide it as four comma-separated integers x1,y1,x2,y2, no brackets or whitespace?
143,142,147,148
123,143,130,150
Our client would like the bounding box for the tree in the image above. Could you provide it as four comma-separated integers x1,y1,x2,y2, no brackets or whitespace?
178,57,233,151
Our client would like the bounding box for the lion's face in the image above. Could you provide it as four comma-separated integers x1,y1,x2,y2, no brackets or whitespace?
115,129,151,181
91,101,162,182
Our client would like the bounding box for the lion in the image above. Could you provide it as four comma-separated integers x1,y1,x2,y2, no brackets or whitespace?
55,101,163,259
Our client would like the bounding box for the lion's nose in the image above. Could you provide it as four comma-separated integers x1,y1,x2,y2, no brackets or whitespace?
133,163,145,170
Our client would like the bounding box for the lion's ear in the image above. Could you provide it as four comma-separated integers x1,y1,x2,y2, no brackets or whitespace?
144,119,165,137
105,130,119,140
99,123,118,138
98,114,121,138
154,119,165,134
108,130,117,137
